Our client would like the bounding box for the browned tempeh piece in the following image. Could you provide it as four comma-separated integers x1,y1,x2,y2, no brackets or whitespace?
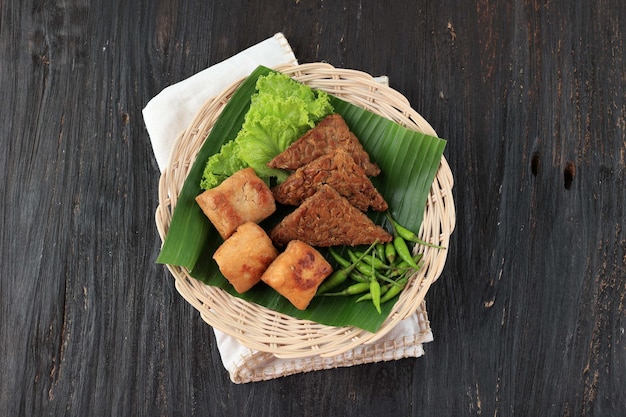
270,185,392,247
267,113,381,176
272,149,388,212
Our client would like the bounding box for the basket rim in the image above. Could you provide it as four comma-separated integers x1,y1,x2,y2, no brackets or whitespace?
155,62,456,358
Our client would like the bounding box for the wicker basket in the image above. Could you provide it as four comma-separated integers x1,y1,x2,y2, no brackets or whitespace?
155,63,455,359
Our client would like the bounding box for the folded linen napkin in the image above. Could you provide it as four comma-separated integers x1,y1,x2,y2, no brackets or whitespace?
145,33,434,383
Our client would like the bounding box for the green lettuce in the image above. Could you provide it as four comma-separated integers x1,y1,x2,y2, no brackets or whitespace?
200,71,334,189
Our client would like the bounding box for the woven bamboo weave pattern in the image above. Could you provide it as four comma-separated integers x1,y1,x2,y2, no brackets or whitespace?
155,63,455,358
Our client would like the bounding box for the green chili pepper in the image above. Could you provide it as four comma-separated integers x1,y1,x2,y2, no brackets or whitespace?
316,268,351,295
328,247,351,268
376,243,386,263
370,279,382,313
384,242,397,264
318,244,378,295
352,251,387,270
380,276,409,304
390,254,423,275
320,282,370,296
366,256,382,314
389,260,411,276
349,271,370,283
387,215,445,249
375,270,403,286
393,235,419,269
391,218,419,241
355,284,390,302
347,250,380,276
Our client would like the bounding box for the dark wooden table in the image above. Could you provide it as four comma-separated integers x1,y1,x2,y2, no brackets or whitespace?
2,1,625,415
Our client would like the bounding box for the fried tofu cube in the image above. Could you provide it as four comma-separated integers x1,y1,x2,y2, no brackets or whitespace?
195,167,276,239
213,222,279,293
260,240,333,310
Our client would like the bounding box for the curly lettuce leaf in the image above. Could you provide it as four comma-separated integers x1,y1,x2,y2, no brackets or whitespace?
200,71,333,189
199,140,248,189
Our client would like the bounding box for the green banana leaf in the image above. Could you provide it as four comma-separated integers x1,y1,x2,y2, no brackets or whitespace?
157,66,446,332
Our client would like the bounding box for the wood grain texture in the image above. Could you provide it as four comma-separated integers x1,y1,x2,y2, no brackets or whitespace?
1,0,624,416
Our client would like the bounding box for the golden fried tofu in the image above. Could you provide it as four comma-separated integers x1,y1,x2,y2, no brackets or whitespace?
213,222,279,293
260,240,332,310
195,167,276,239
270,185,392,247
272,148,388,212
267,113,381,176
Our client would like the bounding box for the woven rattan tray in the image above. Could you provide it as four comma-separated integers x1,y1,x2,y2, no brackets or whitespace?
155,63,455,359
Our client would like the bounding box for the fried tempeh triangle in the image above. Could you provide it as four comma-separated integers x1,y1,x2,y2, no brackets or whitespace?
270,185,392,247
267,113,381,176
272,149,388,212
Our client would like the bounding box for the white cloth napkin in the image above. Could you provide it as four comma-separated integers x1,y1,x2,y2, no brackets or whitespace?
145,33,434,383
